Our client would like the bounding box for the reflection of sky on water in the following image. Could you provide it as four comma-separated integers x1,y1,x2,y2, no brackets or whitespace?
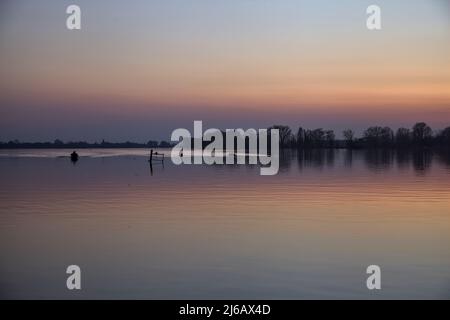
0,149,449,299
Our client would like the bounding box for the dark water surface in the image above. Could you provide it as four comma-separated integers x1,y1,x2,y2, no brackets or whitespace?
0,148,449,299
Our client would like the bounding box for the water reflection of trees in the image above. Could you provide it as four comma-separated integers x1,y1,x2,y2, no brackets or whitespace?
363,149,395,172
411,150,433,173
294,149,336,170
344,150,353,168
434,148,450,170
283,149,450,173
359,149,444,174
279,149,293,171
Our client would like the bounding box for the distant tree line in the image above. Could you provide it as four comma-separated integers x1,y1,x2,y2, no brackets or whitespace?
0,138,174,149
1,122,449,150
268,122,450,149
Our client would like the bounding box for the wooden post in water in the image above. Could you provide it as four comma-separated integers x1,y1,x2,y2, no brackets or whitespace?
150,149,153,163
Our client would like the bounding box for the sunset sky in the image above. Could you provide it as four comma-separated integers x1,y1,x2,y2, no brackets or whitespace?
0,0,449,141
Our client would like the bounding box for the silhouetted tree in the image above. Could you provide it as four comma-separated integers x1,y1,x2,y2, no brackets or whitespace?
395,128,411,147
0,139,171,149
343,129,354,148
325,130,335,148
382,127,394,146
436,126,450,147
296,127,305,149
270,125,293,148
304,128,326,148
158,141,172,148
147,140,159,148
363,126,382,147
412,122,432,146
3,122,448,151
363,126,394,147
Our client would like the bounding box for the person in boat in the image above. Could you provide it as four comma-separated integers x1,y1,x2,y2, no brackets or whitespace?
70,151,79,162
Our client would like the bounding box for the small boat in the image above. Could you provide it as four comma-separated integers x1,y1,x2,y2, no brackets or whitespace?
70,151,79,162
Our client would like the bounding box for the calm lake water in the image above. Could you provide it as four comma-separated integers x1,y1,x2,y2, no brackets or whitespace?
0,148,449,299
